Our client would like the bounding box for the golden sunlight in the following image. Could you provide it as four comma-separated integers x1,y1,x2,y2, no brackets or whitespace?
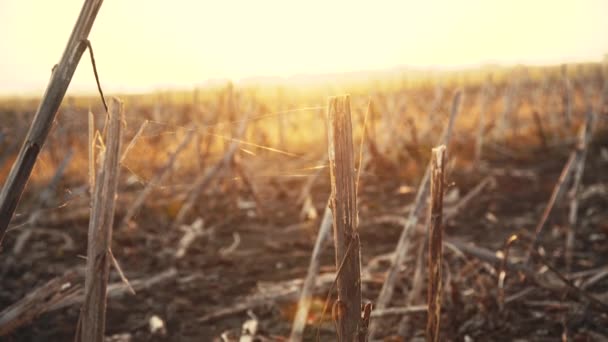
0,0,606,94
2,1,608,341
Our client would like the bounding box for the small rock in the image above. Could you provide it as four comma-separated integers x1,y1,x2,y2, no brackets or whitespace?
149,315,167,336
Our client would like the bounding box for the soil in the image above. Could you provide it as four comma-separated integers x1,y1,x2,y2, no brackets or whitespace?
1,121,608,341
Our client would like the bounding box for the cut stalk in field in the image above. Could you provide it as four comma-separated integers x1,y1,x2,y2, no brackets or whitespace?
528,106,595,258
406,116,419,150
532,110,548,150
427,145,446,342
88,110,96,198
326,95,365,342
0,268,176,337
565,105,595,270
289,203,332,342
0,271,79,337
428,84,444,124
78,98,123,342
474,79,492,167
0,0,104,244
562,65,573,128
495,82,515,139
528,154,575,257
369,90,462,339
396,242,425,338
534,77,559,144
510,75,525,137
422,84,444,140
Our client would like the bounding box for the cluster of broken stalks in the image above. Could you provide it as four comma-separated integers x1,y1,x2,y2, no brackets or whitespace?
1,0,607,341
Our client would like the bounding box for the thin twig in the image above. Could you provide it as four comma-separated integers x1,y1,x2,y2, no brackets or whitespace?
0,268,176,337
289,202,332,342
475,79,492,166
88,110,96,198
532,110,548,150
397,239,426,337
83,40,108,113
108,249,135,295
448,238,608,312
0,271,80,336
356,98,371,197
172,114,250,230
565,106,595,270
120,128,195,230
529,107,595,258
120,120,149,164
369,90,462,339
530,249,608,312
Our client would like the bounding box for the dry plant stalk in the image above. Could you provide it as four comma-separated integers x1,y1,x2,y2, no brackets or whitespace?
369,90,462,338
120,127,195,230
233,158,265,216
528,154,575,255
0,271,80,337
326,95,365,342
406,116,419,150
79,98,123,342
427,84,444,126
0,268,176,337
89,110,96,197
494,83,511,138
529,106,595,256
533,77,557,143
448,238,608,311
562,65,573,128
120,119,149,164
474,80,491,166
532,110,548,150
172,113,250,230
0,0,104,244
426,145,446,342
289,203,332,342
565,106,595,270
396,242,426,337
497,235,519,310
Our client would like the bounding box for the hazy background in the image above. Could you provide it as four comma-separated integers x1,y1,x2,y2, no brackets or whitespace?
1,0,607,95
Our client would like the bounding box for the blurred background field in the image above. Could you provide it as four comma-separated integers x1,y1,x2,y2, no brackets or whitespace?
1,1,608,340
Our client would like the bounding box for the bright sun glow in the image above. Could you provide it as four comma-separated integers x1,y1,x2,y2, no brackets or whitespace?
0,0,607,94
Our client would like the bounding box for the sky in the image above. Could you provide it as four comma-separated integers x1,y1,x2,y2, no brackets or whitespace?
0,0,607,95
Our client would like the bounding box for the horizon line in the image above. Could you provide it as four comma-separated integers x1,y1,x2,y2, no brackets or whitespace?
1,56,605,98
